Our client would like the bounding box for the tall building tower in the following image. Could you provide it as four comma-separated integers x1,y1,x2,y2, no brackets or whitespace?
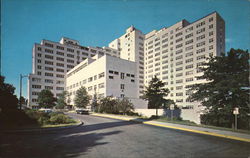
109,26,145,98
144,12,225,109
28,37,119,108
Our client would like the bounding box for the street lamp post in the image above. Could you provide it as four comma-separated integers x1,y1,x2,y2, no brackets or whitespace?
19,74,28,110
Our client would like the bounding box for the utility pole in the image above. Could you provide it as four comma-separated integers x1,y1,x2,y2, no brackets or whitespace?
19,74,28,110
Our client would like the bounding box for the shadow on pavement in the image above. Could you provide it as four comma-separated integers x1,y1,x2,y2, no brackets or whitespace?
0,119,137,158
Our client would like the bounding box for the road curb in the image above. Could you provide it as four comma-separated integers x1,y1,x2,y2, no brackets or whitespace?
0,120,83,134
91,113,250,143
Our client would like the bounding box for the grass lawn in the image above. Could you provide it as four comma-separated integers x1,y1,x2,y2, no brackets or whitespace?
41,120,80,128
152,117,250,134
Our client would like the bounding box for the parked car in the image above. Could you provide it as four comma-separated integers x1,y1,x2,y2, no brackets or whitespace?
39,108,53,113
76,109,89,115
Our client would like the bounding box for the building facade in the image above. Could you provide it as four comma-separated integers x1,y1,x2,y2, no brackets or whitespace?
144,12,225,109
28,37,119,107
109,26,145,98
66,54,146,108
28,12,225,112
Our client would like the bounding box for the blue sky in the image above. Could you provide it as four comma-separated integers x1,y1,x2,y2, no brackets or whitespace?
1,0,250,98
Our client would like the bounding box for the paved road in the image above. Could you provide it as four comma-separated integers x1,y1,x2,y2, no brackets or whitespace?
1,113,250,158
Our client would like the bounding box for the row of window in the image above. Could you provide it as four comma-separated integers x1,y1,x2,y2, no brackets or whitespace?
67,72,105,90
38,47,108,58
146,25,214,49
32,77,64,85
31,85,64,91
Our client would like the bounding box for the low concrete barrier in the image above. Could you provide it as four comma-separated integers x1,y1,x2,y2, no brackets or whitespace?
134,108,201,124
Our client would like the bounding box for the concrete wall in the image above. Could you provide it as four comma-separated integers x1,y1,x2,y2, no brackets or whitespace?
134,108,201,124
129,99,148,109
134,109,165,117
180,109,201,124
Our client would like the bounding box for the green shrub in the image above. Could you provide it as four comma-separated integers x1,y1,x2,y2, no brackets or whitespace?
49,114,75,125
126,111,140,116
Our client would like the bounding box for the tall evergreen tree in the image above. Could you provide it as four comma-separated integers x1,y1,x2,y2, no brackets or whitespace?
37,89,57,108
188,49,249,129
143,76,174,115
56,91,68,109
74,87,90,108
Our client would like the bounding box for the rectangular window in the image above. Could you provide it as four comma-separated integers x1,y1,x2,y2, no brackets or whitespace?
45,49,53,54
56,46,64,50
176,79,183,84
56,87,64,90
185,64,193,69
57,63,64,67
56,68,64,73
67,48,74,52
67,54,74,58
186,78,194,82
98,83,104,89
99,72,105,78
45,79,53,83
185,33,193,39
45,66,53,71
45,72,53,77
196,28,205,34
196,41,205,47
120,73,125,79
56,51,64,56
32,85,41,89
121,84,125,90
45,55,53,60
44,42,53,48
56,74,64,78
185,52,193,57
197,55,206,60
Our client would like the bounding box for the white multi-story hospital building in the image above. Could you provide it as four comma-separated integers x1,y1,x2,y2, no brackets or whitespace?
28,37,119,107
28,12,225,111
66,54,147,108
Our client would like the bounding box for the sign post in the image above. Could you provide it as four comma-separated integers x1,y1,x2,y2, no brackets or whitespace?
170,104,175,121
233,107,239,130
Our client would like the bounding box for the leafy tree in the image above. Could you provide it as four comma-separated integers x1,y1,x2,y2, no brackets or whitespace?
37,89,57,108
188,49,249,129
56,91,68,109
19,96,27,106
143,76,174,115
0,76,18,111
98,96,118,113
118,98,134,115
74,87,90,108
91,92,99,112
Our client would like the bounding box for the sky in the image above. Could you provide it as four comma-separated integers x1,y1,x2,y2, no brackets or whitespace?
1,0,250,98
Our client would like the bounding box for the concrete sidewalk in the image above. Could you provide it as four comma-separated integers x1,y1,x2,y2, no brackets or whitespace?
91,113,250,143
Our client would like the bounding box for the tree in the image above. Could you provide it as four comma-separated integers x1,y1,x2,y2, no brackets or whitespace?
143,76,174,116
98,96,118,113
19,96,27,104
91,92,99,112
0,76,18,111
56,91,68,109
37,89,57,108
188,49,249,129
74,87,90,108
118,98,134,115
